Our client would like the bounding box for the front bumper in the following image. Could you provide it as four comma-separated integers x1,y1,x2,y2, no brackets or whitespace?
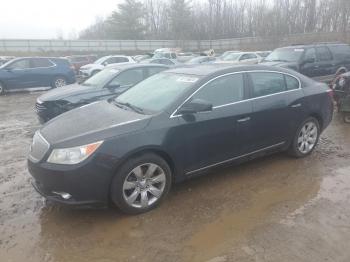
28,157,115,207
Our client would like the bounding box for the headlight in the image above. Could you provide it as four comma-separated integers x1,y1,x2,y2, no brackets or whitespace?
47,141,103,165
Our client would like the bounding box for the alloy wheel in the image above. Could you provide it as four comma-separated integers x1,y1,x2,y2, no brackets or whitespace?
297,121,318,154
122,163,166,209
55,78,66,88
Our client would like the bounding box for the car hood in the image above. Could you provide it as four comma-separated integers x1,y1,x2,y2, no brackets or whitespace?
38,84,98,102
40,100,151,146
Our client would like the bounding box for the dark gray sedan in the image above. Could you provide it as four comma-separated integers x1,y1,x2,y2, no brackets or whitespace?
28,64,333,214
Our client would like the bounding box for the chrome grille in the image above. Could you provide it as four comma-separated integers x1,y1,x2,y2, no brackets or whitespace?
35,102,46,112
29,131,50,163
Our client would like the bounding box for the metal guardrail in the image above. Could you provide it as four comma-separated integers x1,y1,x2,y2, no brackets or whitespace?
0,31,348,53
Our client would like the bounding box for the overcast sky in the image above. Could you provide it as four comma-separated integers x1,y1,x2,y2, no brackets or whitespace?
0,0,121,39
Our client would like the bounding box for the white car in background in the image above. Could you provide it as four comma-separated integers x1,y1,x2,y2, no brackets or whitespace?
79,55,135,77
215,52,260,65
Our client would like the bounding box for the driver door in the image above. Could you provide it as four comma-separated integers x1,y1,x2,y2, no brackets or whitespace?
174,73,253,174
3,59,32,89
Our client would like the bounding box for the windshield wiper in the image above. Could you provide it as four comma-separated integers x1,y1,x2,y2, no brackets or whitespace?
113,101,144,114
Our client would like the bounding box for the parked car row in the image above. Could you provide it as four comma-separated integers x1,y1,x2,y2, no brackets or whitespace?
28,62,333,214
1,42,350,95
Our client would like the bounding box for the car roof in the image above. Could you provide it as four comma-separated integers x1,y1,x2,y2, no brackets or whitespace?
165,64,298,77
279,42,349,49
106,63,169,70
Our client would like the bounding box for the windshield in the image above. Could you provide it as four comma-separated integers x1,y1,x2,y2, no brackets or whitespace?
114,72,199,113
82,68,120,88
264,48,304,62
221,53,241,61
93,56,108,64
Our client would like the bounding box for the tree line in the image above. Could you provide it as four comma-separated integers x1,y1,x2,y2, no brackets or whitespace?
79,0,350,40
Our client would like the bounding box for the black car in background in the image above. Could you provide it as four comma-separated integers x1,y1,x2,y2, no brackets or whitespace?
0,57,75,94
35,63,169,123
261,43,350,83
28,64,333,214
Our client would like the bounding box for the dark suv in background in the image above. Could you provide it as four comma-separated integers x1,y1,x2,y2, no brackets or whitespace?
0,57,76,94
262,43,350,83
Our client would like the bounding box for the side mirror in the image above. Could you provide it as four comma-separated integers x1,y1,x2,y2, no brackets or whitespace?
303,58,315,64
178,99,213,115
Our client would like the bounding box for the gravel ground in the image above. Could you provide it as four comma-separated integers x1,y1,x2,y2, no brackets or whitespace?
0,91,350,262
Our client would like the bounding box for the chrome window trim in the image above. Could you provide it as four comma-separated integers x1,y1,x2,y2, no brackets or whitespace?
185,141,286,175
170,70,301,118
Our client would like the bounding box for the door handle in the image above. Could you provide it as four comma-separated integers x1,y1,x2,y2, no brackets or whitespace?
237,117,251,123
291,103,302,108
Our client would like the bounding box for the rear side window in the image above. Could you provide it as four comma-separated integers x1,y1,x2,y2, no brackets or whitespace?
31,58,54,68
316,47,333,61
192,73,244,107
249,72,286,97
285,75,300,90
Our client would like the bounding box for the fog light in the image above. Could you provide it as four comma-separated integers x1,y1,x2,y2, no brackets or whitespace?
53,191,72,200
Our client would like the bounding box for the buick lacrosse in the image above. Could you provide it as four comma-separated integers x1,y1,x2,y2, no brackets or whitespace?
28,64,333,214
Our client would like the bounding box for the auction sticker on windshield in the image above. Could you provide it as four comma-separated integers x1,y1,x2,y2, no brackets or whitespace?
176,76,199,83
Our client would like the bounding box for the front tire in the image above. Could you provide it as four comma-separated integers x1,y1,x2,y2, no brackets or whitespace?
111,153,172,214
288,117,320,158
51,76,67,88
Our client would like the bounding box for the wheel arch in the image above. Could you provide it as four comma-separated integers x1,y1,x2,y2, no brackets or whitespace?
309,112,323,130
111,146,178,182
335,67,347,76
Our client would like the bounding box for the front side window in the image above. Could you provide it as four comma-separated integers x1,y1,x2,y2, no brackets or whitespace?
82,68,120,88
109,68,144,87
6,59,31,70
304,48,317,62
249,72,286,97
240,53,257,60
222,53,241,61
192,73,244,107
115,73,199,113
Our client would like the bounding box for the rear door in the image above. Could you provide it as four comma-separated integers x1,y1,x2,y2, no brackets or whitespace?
29,58,55,87
315,46,335,82
300,48,319,78
176,73,253,173
247,71,303,152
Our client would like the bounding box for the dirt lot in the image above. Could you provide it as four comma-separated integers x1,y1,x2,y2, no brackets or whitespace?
0,92,350,262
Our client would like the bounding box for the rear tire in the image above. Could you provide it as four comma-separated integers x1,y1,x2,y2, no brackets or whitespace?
51,76,67,88
288,117,320,158
110,153,172,214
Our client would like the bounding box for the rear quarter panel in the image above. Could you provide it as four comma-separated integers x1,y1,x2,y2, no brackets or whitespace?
301,81,333,131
